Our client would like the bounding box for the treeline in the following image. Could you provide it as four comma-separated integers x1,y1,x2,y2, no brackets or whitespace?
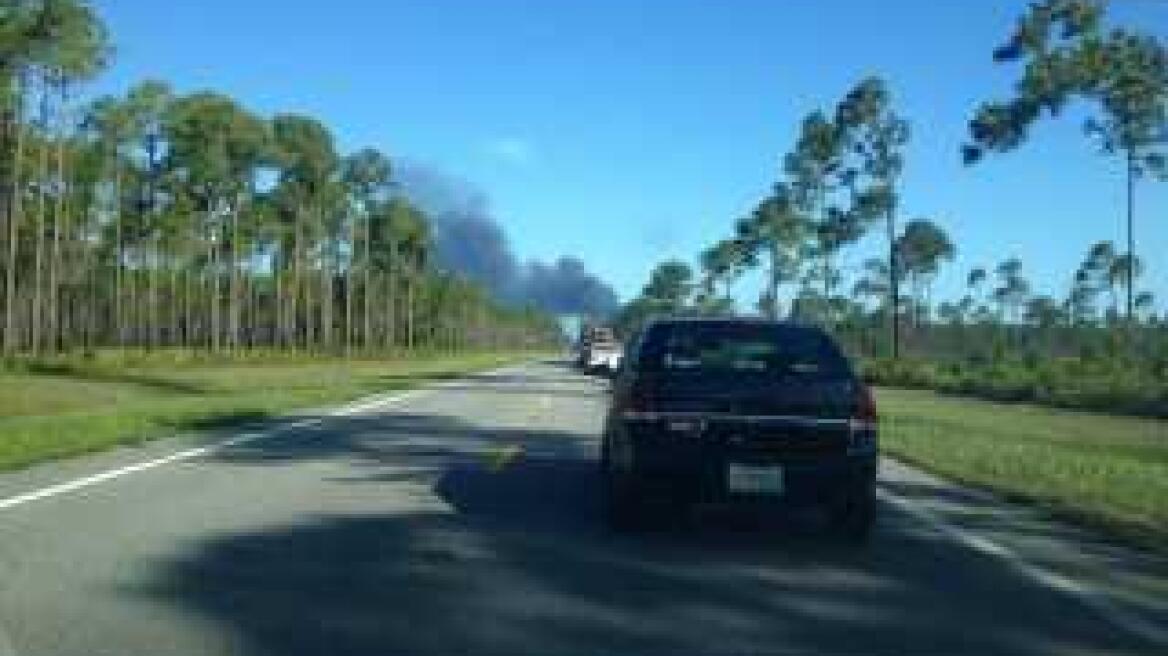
619,0,1165,352
0,1,560,359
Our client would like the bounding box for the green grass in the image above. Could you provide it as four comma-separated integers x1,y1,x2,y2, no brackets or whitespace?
0,351,538,472
877,387,1168,550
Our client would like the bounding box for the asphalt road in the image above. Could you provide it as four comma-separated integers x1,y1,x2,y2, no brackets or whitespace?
0,360,1165,656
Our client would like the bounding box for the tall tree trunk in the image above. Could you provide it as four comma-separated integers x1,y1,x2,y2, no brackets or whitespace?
304,261,314,350
147,235,159,349
49,111,67,353
818,182,830,326
56,145,73,352
0,86,14,344
127,266,138,347
30,81,50,356
183,233,194,349
291,214,300,350
362,222,371,351
387,274,398,352
275,265,285,349
112,156,123,346
79,189,97,352
146,133,160,349
765,243,781,320
282,264,292,349
3,73,26,355
319,270,329,351
295,207,308,351
229,198,241,352
320,207,332,352
887,199,900,359
1124,149,1135,323
169,263,179,348
2,70,27,352
372,270,382,351
208,212,220,352
286,261,295,350
387,239,399,350
344,215,354,356
406,274,415,352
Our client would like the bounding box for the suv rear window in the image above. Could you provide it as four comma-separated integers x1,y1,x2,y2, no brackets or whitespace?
636,322,851,378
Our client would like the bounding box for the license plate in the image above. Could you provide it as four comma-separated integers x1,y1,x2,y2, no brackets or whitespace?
726,463,784,495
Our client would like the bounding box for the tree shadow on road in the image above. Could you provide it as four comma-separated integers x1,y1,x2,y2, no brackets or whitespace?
130,411,1155,656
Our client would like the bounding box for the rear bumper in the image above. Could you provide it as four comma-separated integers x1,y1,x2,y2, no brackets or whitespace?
635,455,876,508
616,423,877,508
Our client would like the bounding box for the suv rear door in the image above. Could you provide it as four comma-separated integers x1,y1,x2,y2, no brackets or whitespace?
617,321,862,460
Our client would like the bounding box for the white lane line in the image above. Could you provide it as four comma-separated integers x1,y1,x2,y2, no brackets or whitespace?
880,489,1168,648
0,363,530,513
0,399,399,513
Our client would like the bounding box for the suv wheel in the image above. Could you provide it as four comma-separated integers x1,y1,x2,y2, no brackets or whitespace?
601,443,644,531
833,493,875,544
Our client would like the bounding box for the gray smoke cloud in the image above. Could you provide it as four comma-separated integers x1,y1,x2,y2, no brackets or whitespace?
522,256,620,316
396,162,619,317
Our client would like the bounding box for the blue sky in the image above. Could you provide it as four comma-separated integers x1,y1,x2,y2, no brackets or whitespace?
93,0,1167,309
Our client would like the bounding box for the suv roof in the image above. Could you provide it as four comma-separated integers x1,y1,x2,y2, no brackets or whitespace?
632,318,851,377
644,317,820,330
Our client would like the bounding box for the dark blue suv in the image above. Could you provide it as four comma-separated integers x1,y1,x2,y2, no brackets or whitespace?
601,318,878,540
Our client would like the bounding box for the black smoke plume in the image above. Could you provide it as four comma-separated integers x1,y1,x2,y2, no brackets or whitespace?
395,163,618,317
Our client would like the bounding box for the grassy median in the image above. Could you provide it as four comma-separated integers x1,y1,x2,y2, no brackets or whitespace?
877,387,1168,550
0,351,536,472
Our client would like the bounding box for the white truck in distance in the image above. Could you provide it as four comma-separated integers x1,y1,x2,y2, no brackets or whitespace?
575,325,623,375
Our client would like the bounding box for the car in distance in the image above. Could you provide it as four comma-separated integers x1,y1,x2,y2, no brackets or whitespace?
575,325,622,374
601,318,878,541
574,325,610,367
584,336,623,374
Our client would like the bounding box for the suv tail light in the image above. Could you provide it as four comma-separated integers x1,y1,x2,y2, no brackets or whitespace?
847,384,878,454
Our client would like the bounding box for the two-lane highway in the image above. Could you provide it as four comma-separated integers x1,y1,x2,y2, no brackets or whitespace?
0,360,1165,655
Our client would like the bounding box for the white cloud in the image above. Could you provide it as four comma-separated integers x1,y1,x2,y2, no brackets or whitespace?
481,136,535,166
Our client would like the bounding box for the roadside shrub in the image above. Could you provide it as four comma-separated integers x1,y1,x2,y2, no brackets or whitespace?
861,355,1168,420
